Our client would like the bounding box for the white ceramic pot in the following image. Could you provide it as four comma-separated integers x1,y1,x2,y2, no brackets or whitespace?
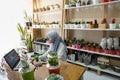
55,24,60,28
74,24,80,28
86,23,89,28
100,42,107,49
49,24,53,28
101,38,107,42
76,3,81,7
65,5,69,8
113,37,119,43
107,38,113,43
70,24,74,28
109,23,116,29
114,43,119,49
81,24,86,29
92,0,99,5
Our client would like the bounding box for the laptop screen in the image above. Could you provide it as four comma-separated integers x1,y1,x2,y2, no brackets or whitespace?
4,49,20,70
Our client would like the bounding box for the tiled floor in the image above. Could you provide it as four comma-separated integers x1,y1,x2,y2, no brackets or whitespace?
83,70,120,80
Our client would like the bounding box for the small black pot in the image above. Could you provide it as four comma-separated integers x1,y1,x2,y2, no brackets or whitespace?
26,22,32,27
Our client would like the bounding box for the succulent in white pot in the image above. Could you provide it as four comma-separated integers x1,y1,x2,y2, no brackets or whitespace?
33,56,42,67
19,59,35,80
46,51,60,74
76,0,81,7
92,0,100,5
81,21,86,29
109,18,116,29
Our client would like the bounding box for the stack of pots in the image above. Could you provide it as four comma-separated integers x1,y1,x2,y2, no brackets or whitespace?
100,37,119,55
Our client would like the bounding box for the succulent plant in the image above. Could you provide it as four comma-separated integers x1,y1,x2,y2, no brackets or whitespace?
111,18,116,23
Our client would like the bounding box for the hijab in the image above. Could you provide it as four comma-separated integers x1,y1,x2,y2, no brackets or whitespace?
46,30,67,53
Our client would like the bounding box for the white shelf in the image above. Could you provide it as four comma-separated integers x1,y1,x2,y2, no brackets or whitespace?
64,28,120,31
65,1,120,9
32,27,60,29
34,41,50,46
67,47,120,58
67,60,120,77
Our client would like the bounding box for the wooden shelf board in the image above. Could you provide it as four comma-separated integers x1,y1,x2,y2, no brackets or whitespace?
67,60,120,77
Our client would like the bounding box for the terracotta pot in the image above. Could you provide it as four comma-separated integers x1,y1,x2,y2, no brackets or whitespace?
104,50,109,54
116,51,120,56
98,49,103,53
83,46,86,50
109,0,114,2
76,44,81,49
87,47,91,51
91,48,96,52
102,0,108,3
109,50,116,55
47,64,60,74
68,43,72,47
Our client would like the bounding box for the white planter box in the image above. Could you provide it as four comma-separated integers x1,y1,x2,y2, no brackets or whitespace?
109,23,116,29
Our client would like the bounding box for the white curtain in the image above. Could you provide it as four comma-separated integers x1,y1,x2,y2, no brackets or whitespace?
0,0,32,57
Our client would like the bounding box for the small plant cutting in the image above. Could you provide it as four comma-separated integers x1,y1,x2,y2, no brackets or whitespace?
19,59,35,80
47,51,60,74
99,18,108,29
109,18,116,29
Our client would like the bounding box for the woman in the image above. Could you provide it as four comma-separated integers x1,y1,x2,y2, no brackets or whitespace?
41,30,67,61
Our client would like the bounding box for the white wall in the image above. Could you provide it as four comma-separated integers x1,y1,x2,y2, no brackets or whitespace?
0,0,32,57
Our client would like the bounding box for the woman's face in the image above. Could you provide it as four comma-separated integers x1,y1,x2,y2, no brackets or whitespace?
48,38,53,43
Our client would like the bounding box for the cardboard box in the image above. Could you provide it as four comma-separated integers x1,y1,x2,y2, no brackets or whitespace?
98,24,108,29
110,58,120,67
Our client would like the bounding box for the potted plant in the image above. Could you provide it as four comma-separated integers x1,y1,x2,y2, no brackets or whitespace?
89,21,94,29
93,0,99,4
76,40,82,49
24,11,32,27
109,45,116,55
76,0,81,7
81,20,86,29
19,59,35,80
17,23,26,46
109,18,116,29
97,45,103,53
87,43,92,51
109,0,114,2
68,39,73,47
104,47,109,54
94,19,98,28
47,51,60,74
74,21,80,28
82,41,87,50
72,38,77,48
91,43,98,52
102,0,108,3
26,34,33,52
99,18,108,29
33,56,42,67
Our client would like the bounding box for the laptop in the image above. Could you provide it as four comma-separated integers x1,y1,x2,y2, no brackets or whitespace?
4,49,22,71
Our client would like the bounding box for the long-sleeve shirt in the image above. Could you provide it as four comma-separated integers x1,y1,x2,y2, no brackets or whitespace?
41,42,67,61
